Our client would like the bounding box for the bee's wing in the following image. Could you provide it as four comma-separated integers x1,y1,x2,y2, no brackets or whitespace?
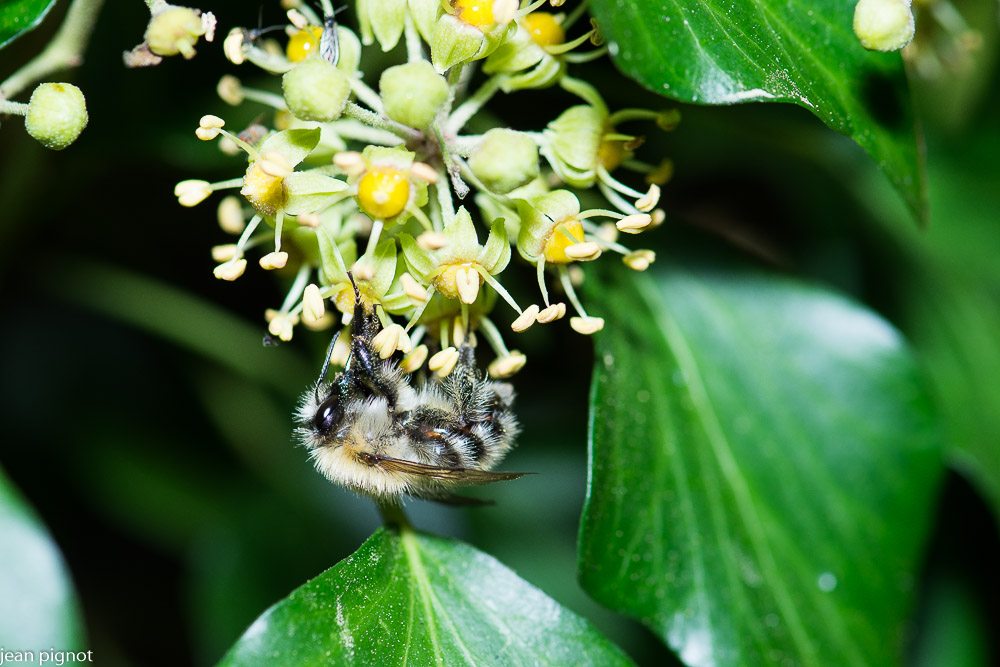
372,455,529,486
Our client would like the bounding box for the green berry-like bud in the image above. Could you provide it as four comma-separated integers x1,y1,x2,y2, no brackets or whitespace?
468,129,539,194
25,83,89,150
379,61,449,129
282,58,352,122
544,105,605,188
853,0,915,52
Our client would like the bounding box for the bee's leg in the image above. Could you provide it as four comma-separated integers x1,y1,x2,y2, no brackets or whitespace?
343,274,399,407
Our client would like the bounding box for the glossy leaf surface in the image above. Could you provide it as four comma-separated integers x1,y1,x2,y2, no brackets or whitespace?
0,0,56,49
587,0,926,222
580,260,943,665
0,467,84,649
221,526,633,666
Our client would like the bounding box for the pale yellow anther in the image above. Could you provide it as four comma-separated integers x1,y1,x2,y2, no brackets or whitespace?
302,312,335,331
218,137,240,155
200,114,225,129
549,0,567,6
455,266,481,304
401,344,429,374
286,8,309,29
259,251,289,270
268,312,299,341
511,304,540,332
195,127,220,141
488,351,527,378
409,162,440,184
297,212,321,228
175,180,212,207
214,259,247,281
596,222,620,244
616,213,653,234
373,324,408,359
452,318,467,346
201,12,217,42
352,261,376,282
651,209,665,227
264,308,280,322
564,242,603,261
635,184,660,212
570,316,605,335
567,265,585,286
217,195,246,234
417,231,448,251
330,333,351,366
429,347,460,377
259,151,293,179
493,0,518,24
623,249,656,272
281,0,301,10
401,273,428,303
536,302,567,323
333,151,365,173
223,28,246,65
303,284,326,323
211,244,239,262
217,75,243,105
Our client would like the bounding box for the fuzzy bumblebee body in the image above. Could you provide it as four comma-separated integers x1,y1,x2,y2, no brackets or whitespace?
296,291,522,500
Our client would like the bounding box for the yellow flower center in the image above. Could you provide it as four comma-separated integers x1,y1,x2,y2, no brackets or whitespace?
522,13,564,47
434,262,482,300
357,167,410,220
241,161,284,217
543,218,585,264
453,0,494,30
286,26,324,63
598,138,628,172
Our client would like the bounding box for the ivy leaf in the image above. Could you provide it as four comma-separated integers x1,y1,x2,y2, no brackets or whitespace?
221,526,633,666
0,467,85,648
580,260,943,665
587,0,927,223
0,0,57,50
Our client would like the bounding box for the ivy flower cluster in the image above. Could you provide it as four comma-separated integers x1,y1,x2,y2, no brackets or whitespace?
176,0,677,379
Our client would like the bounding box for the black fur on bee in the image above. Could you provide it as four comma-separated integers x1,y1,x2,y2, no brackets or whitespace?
296,278,523,501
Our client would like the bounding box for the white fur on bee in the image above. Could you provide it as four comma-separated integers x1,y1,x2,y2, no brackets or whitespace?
296,357,519,499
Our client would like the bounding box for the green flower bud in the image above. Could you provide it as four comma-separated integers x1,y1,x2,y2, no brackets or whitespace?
853,0,915,52
430,13,515,73
544,105,605,188
25,83,88,150
408,0,442,44
282,58,352,122
468,129,540,194
379,61,449,129
357,0,406,51
334,26,363,77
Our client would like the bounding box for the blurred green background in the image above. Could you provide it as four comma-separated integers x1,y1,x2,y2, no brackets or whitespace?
1,1,998,665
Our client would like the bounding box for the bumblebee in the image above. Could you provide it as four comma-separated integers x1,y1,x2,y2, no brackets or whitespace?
296,283,523,501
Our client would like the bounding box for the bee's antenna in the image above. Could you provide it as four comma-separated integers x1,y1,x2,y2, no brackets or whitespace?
315,328,341,400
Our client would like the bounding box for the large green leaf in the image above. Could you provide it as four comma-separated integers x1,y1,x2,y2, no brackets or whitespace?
0,0,57,50
579,261,943,665
587,0,926,223
0,466,85,649
221,525,633,666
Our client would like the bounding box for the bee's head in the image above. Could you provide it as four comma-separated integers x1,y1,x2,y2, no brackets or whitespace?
313,389,346,436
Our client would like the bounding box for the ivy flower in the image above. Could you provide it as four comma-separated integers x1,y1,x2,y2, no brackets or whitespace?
431,0,520,73
516,189,656,334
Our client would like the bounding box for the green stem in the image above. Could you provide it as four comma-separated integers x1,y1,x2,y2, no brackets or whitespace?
1,0,106,100
447,75,503,133
0,100,29,116
344,101,421,142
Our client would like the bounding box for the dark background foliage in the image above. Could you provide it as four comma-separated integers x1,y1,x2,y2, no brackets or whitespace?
1,1,998,665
